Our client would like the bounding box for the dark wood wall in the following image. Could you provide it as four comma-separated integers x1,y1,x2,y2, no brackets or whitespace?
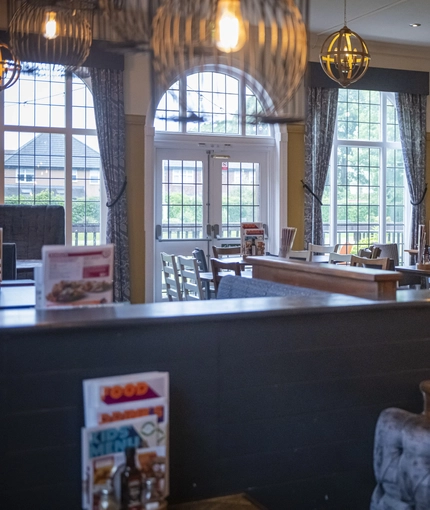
1,298,429,510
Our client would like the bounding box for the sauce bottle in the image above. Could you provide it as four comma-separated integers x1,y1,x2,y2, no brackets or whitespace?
121,447,142,510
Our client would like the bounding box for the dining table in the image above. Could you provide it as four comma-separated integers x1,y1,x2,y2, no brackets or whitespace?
395,265,430,289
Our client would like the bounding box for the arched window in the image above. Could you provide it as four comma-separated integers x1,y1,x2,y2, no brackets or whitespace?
154,70,271,136
2,64,103,246
324,90,408,259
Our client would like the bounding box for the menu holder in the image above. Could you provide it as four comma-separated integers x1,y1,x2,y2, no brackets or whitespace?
82,371,169,510
240,222,266,257
35,244,114,309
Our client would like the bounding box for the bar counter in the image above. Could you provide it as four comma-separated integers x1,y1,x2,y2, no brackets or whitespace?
2,290,430,509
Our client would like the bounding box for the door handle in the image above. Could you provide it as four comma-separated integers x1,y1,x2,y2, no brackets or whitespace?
213,224,220,239
155,224,162,240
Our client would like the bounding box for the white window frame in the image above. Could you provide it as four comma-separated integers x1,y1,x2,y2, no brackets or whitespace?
145,66,286,302
327,90,411,256
154,66,274,138
0,66,106,246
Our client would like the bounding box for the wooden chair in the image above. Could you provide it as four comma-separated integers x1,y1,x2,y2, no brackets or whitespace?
160,252,183,301
212,245,241,258
350,255,390,270
308,243,337,261
358,246,382,259
285,250,311,262
210,258,241,296
328,252,352,264
177,256,204,301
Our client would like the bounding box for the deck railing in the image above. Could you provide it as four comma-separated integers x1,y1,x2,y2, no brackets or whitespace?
72,224,100,246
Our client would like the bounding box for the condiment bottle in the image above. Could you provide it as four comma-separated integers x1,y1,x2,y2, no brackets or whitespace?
121,447,142,510
143,478,160,510
100,481,120,510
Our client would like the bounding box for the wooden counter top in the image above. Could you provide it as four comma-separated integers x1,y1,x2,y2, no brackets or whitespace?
246,256,401,300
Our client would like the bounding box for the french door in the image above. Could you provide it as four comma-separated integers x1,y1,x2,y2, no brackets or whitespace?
154,145,270,301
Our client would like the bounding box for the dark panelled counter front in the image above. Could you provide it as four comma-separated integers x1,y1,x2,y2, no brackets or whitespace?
1,292,430,510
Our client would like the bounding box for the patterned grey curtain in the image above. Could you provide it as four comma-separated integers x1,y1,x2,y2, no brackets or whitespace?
395,93,427,250
304,87,338,246
90,68,130,302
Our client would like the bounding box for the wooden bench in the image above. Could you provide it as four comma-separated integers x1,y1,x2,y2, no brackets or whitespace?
247,255,401,300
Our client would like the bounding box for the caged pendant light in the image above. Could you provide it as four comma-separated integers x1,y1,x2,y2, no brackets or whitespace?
320,0,370,87
9,0,97,70
0,42,21,92
151,0,309,124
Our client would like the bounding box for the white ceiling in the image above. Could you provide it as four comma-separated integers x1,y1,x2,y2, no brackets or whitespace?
309,0,430,48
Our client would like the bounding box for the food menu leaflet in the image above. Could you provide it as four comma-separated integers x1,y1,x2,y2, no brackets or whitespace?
36,244,114,308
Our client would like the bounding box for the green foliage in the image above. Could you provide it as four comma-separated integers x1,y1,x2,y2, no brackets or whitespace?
164,185,258,226
163,192,202,224
5,190,100,225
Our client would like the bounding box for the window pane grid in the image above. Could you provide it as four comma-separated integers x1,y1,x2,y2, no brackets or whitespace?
2,64,101,247
336,145,381,252
161,159,203,239
222,161,260,237
386,148,405,253
4,132,65,206
337,89,380,141
4,65,66,129
72,135,101,245
329,91,406,262
155,71,270,136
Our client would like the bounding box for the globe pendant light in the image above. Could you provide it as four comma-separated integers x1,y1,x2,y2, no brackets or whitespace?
320,0,370,87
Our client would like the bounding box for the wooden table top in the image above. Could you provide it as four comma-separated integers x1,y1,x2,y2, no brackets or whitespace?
395,265,430,276
169,494,262,510
248,255,401,282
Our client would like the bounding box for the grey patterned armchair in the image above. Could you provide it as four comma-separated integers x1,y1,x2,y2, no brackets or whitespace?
371,381,430,510
0,205,65,260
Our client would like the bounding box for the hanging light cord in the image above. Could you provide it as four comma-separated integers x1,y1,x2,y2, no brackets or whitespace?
344,0,347,26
